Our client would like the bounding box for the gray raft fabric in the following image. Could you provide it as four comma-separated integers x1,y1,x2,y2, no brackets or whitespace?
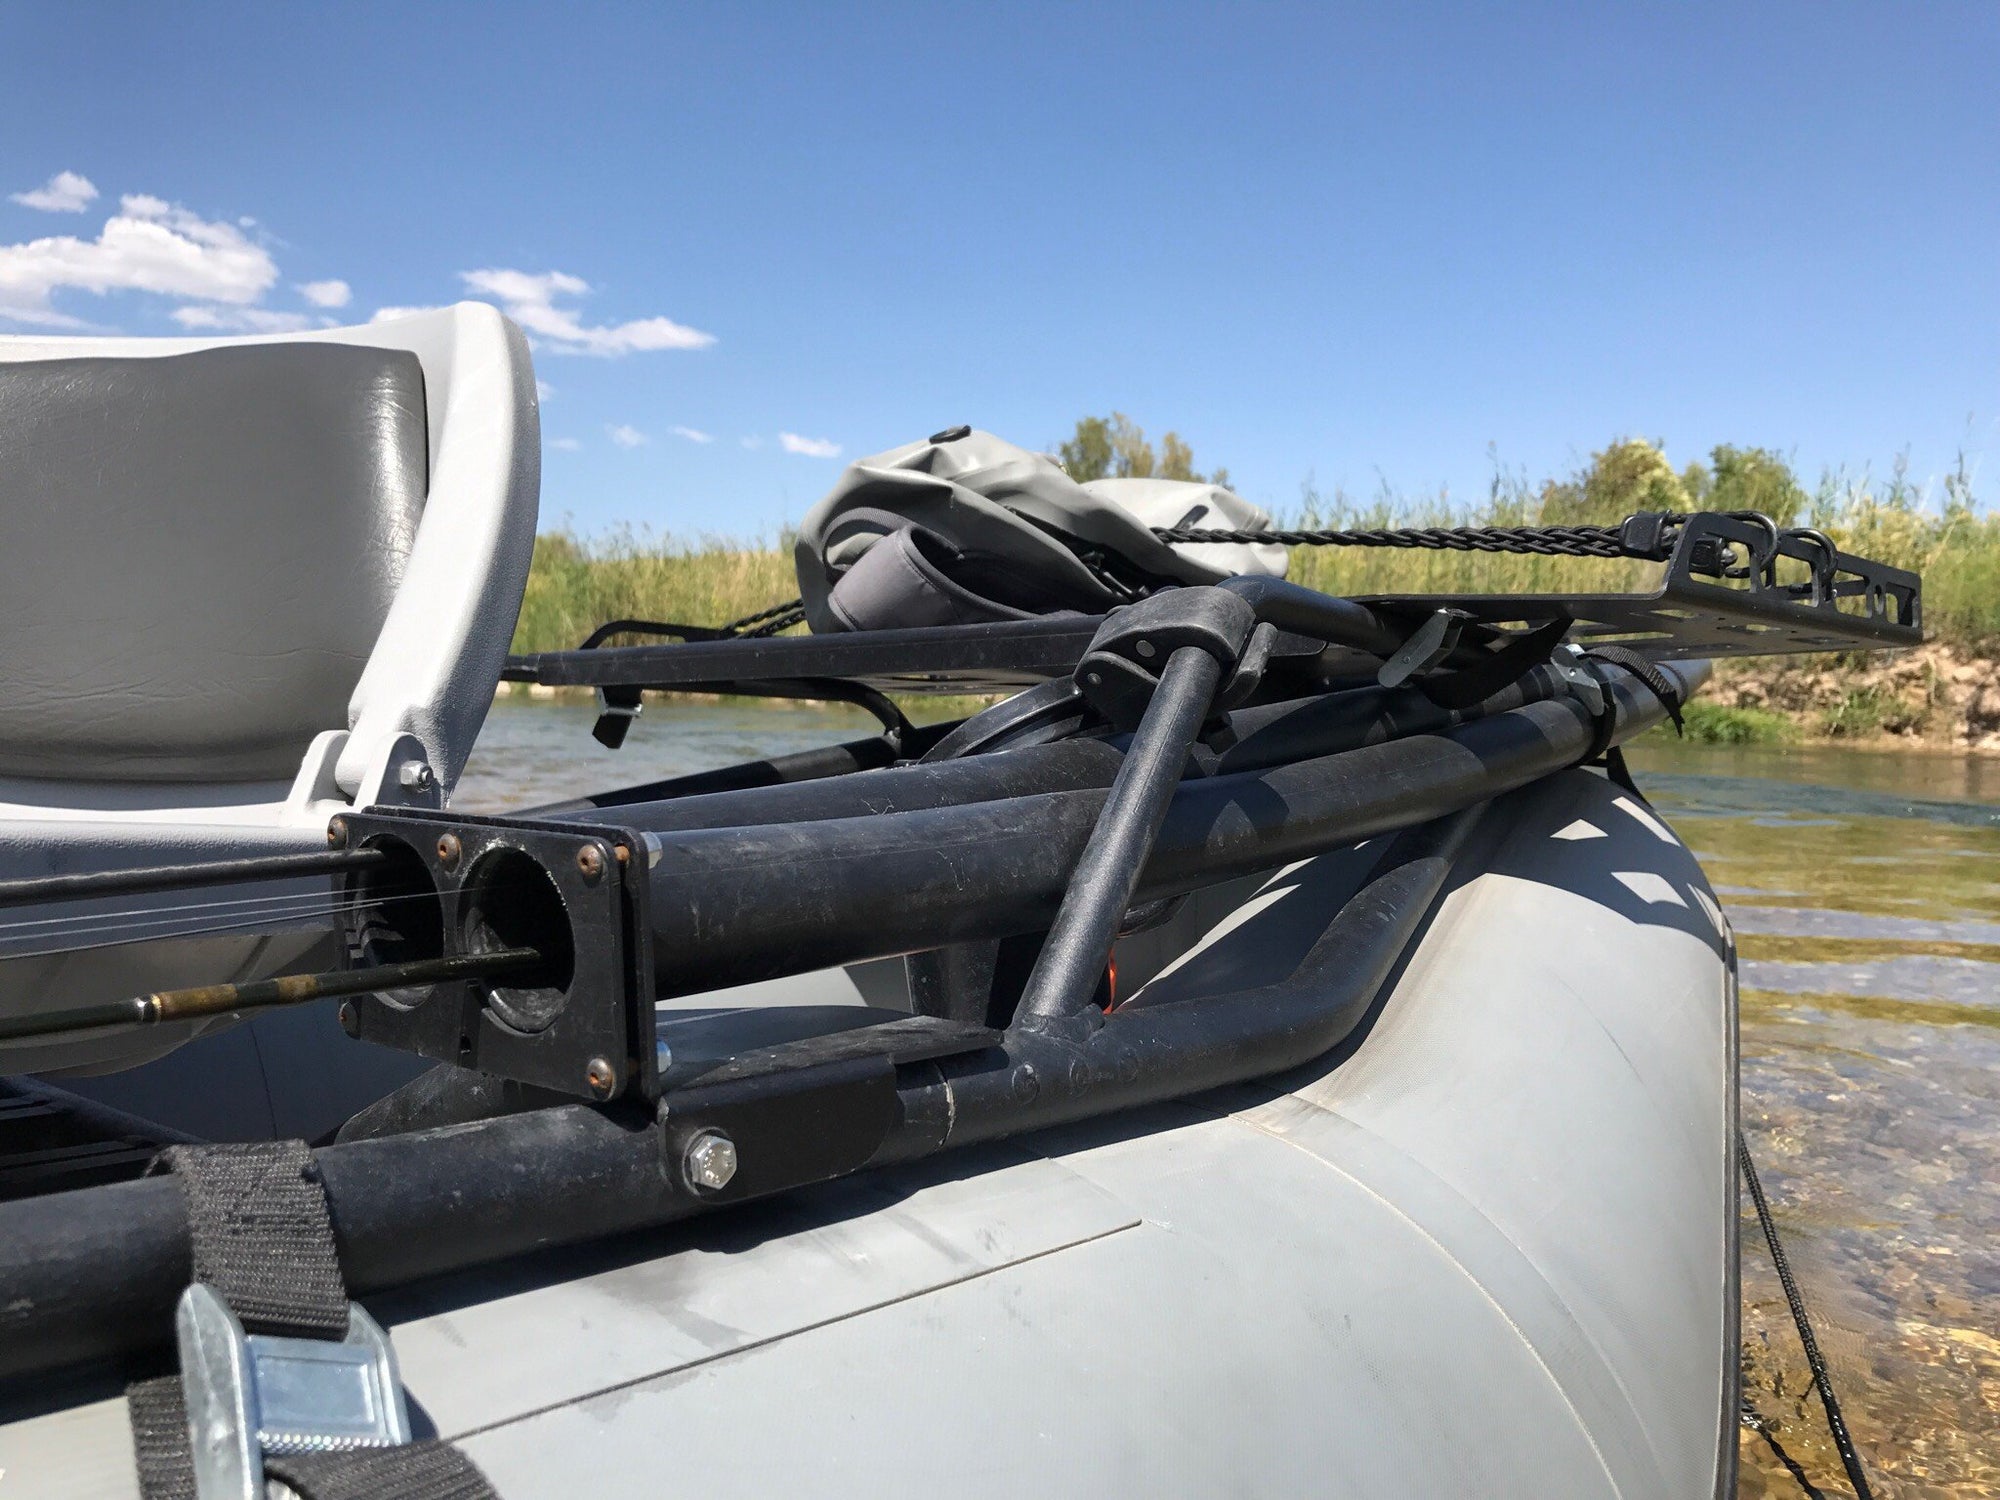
794,429,1284,634
0,342,429,781
128,1142,499,1500
157,1142,350,1340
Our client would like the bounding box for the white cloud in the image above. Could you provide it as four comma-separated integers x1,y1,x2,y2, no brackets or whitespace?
549,436,581,451
10,171,98,213
370,305,444,323
460,267,714,357
536,379,555,402
297,278,351,309
780,432,842,458
670,425,713,444
0,193,278,328
740,435,764,450
172,304,314,333
607,423,648,448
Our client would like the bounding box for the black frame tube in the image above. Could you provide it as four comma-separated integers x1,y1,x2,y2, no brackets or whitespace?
1017,646,1223,1023
632,662,1697,998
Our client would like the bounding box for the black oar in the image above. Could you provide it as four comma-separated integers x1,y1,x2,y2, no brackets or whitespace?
0,948,542,1042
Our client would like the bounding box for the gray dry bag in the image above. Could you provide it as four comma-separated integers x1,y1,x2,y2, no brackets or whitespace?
794,427,1286,633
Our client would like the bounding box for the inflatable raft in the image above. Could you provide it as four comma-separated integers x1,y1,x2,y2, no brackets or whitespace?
0,317,1920,1500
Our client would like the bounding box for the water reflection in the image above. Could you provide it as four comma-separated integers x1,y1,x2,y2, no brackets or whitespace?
458,703,2000,1497
1628,738,2000,1499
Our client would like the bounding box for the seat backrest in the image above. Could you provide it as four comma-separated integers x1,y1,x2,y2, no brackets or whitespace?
0,342,428,781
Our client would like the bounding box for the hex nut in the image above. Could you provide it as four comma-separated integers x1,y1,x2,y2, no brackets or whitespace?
682,1130,738,1192
397,760,436,793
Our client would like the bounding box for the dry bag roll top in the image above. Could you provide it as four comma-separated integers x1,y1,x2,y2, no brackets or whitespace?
794,428,1286,633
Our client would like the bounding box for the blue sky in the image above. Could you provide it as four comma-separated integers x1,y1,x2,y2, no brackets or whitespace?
3,3,1996,537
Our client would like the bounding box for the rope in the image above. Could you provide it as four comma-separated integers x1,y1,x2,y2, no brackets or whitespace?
1739,1129,1877,1500
1740,1400,1832,1500
1150,519,1667,558
711,512,1704,645
708,511,1710,647
721,598,807,636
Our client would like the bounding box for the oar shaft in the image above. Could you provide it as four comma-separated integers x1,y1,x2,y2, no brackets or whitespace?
0,948,543,1043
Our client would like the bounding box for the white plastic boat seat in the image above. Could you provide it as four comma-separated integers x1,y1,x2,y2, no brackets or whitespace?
0,306,539,1077
0,342,429,782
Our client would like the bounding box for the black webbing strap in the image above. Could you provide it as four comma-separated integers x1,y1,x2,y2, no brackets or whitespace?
127,1141,499,1500
1584,644,1686,736
156,1141,349,1339
128,1376,198,1500
266,1445,499,1500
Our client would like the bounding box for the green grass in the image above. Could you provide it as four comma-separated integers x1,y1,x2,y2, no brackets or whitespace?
512,529,800,654
511,437,2000,657
1675,701,1799,745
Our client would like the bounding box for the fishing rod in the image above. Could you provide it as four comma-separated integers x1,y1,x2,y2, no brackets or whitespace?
0,948,544,1043
0,846,387,909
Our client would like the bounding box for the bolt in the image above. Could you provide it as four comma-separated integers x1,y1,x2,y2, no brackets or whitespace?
436,834,462,871
326,816,349,848
682,1130,738,1192
584,1056,617,1099
655,1037,674,1075
577,844,605,882
1085,671,1103,686
397,760,436,793
1135,638,1156,659
338,1001,360,1038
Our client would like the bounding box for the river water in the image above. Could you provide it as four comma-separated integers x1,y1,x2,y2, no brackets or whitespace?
458,700,2000,1497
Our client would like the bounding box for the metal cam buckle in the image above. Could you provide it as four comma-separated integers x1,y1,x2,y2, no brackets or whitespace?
177,1283,413,1500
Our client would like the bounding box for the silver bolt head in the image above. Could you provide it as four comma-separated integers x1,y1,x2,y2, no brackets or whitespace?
683,1131,738,1191
397,760,435,792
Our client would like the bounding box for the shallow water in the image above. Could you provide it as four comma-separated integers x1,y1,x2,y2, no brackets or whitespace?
1626,740,2000,1499
459,703,2000,1496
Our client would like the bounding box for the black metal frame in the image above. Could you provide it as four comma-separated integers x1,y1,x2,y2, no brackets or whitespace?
1363,511,1922,661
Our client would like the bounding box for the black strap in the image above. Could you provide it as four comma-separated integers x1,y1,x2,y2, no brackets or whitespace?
128,1142,500,1500
128,1376,198,1500
267,1445,498,1500
156,1141,349,1340
1584,644,1685,736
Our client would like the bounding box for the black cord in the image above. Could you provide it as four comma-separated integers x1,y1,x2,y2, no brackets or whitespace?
1739,1129,1877,1500
1740,1399,1832,1500
1150,520,1651,557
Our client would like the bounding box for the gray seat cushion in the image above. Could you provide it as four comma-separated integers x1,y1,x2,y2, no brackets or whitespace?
0,342,428,781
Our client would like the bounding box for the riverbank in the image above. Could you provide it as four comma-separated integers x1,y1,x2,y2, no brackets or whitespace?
1695,643,2000,751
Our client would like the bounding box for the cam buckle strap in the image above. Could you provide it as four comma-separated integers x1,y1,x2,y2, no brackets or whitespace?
128,1141,498,1500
